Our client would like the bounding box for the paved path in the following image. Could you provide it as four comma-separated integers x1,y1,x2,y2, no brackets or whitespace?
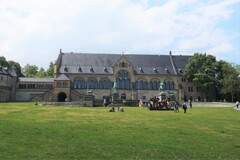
189,102,239,111
190,102,233,107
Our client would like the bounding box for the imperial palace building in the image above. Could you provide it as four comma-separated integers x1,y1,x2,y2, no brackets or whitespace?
0,50,215,105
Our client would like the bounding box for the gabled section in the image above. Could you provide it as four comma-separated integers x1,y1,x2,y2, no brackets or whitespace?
55,74,70,81
112,54,133,68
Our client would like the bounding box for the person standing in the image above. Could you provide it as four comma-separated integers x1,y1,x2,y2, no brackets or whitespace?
174,102,179,112
182,102,187,113
236,101,239,108
189,100,192,108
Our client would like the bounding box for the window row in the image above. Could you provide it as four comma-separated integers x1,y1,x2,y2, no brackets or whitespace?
56,82,68,88
19,84,53,89
117,70,129,78
73,80,112,89
135,81,175,90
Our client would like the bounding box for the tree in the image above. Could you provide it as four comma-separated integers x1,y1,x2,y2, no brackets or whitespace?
220,63,240,102
46,61,54,77
35,67,46,78
0,56,10,68
8,60,23,77
185,53,217,99
214,60,229,100
23,64,39,77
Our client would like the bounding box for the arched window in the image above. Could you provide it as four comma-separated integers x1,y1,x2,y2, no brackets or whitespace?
157,81,161,90
126,78,130,89
116,78,120,89
144,81,148,90
74,81,78,88
95,80,98,89
116,70,131,90
77,80,80,88
153,81,157,90
170,82,174,90
122,62,125,67
149,81,153,90
107,80,111,89
136,81,139,90
90,80,94,89
121,71,125,78
81,80,85,89
87,81,90,89
139,80,143,90
121,78,125,89
166,81,170,90
99,80,103,89
103,80,107,89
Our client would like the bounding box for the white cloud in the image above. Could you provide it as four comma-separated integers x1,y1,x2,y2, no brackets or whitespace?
0,0,239,69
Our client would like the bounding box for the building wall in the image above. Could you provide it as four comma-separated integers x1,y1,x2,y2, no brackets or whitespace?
0,73,17,102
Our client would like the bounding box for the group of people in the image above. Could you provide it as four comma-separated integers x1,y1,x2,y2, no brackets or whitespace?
149,96,170,109
108,106,124,112
174,100,192,113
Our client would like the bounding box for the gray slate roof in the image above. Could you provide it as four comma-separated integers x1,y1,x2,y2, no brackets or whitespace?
58,53,191,75
19,77,54,83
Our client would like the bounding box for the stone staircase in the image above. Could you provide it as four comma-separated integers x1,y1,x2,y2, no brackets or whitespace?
29,89,54,102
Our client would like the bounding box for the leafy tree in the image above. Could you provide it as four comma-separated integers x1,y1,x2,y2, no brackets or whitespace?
8,60,23,77
35,67,46,78
0,56,10,68
185,53,217,99
46,61,54,77
214,60,230,100
220,63,240,102
23,64,39,77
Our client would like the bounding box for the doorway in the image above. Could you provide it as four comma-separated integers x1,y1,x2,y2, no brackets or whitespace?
58,92,67,102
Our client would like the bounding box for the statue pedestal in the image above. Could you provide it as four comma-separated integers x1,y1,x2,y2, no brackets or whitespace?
112,92,119,104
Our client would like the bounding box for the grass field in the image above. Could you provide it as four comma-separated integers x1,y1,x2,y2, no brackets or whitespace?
0,103,239,160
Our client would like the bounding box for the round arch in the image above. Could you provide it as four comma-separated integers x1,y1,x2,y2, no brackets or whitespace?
58,92,67,102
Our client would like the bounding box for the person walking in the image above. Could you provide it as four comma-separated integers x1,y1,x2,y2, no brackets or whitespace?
182,102,187,113
189,100,192,108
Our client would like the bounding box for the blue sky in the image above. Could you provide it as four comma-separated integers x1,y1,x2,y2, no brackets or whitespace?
0,0,239,69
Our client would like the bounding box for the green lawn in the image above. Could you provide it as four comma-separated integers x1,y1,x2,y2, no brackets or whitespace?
0,103,239,160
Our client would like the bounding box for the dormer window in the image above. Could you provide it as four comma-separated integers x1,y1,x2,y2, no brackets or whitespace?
90,66,94,72
178,68,182,73
64,66,68,72
139,68,143,73
153,68,157,73
122,62,125,67
165,68,168,73
78,66,82,72
104,67,108,73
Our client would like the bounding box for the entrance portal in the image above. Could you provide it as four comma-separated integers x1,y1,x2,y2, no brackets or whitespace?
58,92,67,102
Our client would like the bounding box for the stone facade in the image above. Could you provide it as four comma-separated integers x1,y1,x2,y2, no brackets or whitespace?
0,67,17,102
0,50,216,104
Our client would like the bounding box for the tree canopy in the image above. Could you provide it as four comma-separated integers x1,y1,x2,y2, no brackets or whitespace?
22,64,39,77
185,53,216,94
0,56,10,68
185,53,240,102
